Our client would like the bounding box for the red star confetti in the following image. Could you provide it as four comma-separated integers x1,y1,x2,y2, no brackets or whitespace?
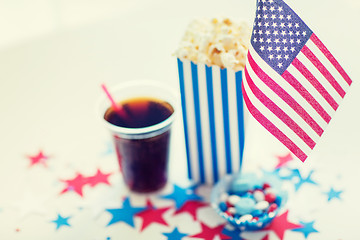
60,173,88,197
136,199,171,232
265,210,302,240
275,153,293,169
174,200,209,221
189,222,231,240
261,234,269,240
26,150,50,167
86,169,112,187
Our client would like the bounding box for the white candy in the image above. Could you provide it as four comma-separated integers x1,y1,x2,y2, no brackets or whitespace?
220,192,229,202
227,195,241,205
253,190,265,202
228,207,237,215
239,214,253,222
255,201,269,210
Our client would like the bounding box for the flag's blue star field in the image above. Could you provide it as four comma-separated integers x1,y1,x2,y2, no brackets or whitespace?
252,0,313,74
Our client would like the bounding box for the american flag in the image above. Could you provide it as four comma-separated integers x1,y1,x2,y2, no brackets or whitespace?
243,0,352,161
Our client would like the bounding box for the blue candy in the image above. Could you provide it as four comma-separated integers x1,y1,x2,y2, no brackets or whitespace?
242,192,254,199
231,179,252,193
235,197,256,215
219,202,227,212
234,214,241,219
275,196,282,206
251,209,263,217
254,185,262,190
233,191,246,196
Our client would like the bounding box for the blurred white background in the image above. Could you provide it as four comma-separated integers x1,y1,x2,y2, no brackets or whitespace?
0,0,359,239
0,0,358,176
0,0,359,49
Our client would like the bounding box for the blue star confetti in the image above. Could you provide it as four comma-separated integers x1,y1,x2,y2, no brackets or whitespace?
105,197,146,227
325,188,343,201
292,221,319,238
162,227,188,240
277,168,297,181
222,227,244,240
293,169,317,191
51,214,71,230
274,168,302,182
161,184,202,209
261,168,282,179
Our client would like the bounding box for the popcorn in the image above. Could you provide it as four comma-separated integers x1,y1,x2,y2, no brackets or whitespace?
174,17,251,71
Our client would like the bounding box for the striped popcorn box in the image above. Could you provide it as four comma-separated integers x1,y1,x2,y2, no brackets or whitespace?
177,58,247,185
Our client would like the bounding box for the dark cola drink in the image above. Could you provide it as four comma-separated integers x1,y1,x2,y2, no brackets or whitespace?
104,97,174,193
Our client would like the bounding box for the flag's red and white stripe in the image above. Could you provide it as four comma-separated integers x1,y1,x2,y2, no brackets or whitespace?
243,34,352,161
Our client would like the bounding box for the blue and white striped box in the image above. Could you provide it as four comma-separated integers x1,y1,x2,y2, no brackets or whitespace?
177,58,247,185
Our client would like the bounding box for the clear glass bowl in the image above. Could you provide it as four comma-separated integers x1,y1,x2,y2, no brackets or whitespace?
210,172,288,231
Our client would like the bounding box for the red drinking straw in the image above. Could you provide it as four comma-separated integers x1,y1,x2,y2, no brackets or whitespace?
101,83,128,119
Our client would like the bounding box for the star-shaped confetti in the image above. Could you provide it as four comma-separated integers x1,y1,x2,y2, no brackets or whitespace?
26,150,50,167
278,167,299,181
277,168,297,181
189,222,231,240
265,210,302,240
106,197,146,227
293,170,317,191
275,153,293,169
136,200,171,232
173,200,208,221
262,167,281,177
161,184,202,209
86,169,112,187
60,169,114,197
51,214,71,230
163,227,188,240
325,187,343,201
60,173,88,197
292,220,319,238
222,227,244,240
261,235,269,240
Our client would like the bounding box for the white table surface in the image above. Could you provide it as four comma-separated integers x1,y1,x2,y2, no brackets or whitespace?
0,0,359,239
